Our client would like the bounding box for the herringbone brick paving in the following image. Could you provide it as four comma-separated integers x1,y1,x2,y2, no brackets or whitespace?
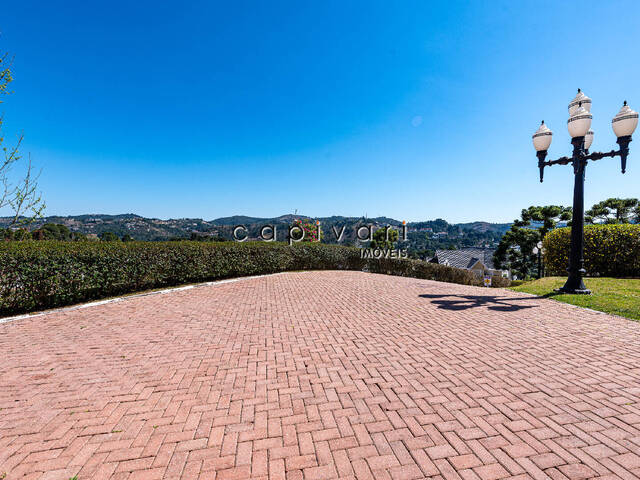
1,271,640,480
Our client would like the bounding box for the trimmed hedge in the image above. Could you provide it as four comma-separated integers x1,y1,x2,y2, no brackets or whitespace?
0,241,509,316
366,257,511,288
543,224,640,277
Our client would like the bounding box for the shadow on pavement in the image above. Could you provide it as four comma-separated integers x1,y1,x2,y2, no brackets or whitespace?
418,293,539,312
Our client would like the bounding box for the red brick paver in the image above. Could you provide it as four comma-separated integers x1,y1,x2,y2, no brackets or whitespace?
2,271,640,479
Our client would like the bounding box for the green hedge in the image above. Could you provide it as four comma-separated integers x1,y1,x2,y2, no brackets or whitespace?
543,224,640,277
366,257,511,288
0,241,509,316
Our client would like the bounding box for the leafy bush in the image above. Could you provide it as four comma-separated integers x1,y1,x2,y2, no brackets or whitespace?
32,223,73,241
0,241,509,316
367,258,511,288
543,224,640,277
99,231,120,242
291,218,321,242
370,227,399,249
367,257,469,284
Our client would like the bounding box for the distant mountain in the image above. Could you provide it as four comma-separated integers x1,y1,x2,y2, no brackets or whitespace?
210,215,273,225
455,221,511,234
0,213,510,257
0,214,215,240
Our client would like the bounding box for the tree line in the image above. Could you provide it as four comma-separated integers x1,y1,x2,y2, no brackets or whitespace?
0,223,136,242
494,197,640,279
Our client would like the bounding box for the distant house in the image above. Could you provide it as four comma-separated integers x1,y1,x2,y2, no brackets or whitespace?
430,248,509,278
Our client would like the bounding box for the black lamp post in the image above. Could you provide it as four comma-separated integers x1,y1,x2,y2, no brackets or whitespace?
533,241,543,279
532,89,638,294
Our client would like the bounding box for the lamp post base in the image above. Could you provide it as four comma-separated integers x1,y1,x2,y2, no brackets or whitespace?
555,272,591,295
555,286,591,295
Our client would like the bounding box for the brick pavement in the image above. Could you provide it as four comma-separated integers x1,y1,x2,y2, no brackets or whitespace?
1,271,640,480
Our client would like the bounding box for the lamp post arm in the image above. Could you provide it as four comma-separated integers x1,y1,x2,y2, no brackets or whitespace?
542,136,632,174
582,135,632,173
544,156,572,166
537,153,574,182
584,150,618,161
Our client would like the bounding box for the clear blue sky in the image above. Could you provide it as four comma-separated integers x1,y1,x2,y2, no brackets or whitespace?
2,1,639,223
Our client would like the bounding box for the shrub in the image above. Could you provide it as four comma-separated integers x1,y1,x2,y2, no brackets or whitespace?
99,231,120,242
367,257,472,284
291,218,321,242
543,224,640,277
0,241,509,316
367,258,511,288
370,227,399,249
32,223,73,241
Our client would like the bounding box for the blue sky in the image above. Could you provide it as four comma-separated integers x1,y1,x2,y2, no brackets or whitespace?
1,1,639,223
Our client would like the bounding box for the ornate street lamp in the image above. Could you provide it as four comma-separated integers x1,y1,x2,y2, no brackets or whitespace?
532,89,638,294
532,241,543,279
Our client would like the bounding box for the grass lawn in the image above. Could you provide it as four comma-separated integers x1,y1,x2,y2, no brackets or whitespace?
510,277,640,321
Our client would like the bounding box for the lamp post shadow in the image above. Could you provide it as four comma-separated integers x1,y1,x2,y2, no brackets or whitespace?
418,293,542,312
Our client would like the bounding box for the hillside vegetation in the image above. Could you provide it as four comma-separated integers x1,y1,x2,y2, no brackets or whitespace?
0,213,510,258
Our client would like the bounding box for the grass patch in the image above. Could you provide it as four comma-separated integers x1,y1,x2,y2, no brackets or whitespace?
510,277,640,321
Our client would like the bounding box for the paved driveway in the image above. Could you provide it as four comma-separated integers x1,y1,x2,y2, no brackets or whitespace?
1,271,640,480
